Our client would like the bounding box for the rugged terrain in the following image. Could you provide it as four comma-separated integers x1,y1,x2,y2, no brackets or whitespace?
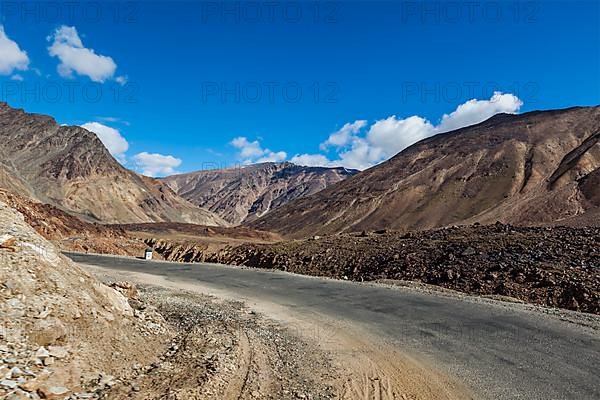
163,162,357,224
251,107,600,237
0,102,225,226
145,223,600,314
0,189,146,256
0,201,345,399
0,199,170,399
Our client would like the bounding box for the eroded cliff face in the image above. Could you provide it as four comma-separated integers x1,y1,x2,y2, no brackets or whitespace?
250,106,600,237
163,162,357,224
0,103,226,226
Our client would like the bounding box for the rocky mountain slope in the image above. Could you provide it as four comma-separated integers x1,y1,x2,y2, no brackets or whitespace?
163,162,357,224
0,200,170,398
250,106,600,237
0,102,226,226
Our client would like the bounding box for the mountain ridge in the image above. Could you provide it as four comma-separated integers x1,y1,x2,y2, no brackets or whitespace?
162,161,358,224
249,106,600,237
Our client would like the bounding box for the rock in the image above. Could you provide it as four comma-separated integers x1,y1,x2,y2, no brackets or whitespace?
98,374,116,388
5,389,30,400
19,379,41,392
93,283,133,317
461,247,477,256
35,308,51,319
38,385,69,399
35,347,50,359
1,379,18,389
0,234,17,251
30,319,67,346
48,346,68,359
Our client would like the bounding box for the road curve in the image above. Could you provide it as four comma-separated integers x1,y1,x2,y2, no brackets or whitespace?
66,252,600,400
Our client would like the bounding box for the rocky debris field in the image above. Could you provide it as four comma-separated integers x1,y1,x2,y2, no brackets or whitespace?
90,279,339,400
147,223,599,314
0,201,170,400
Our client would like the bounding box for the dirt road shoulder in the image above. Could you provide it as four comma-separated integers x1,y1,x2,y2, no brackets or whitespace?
86,264,474,400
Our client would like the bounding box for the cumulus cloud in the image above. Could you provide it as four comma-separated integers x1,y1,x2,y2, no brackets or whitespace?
81,122,129,161
367,115,435,159
437,92,523,133
314,92,523,170
231,136,287,164
115,75,128,85
48,26,117,83
227,93,523,170
320,120,367,150
0,26,29,75
290,153,335,168
132,152,182,177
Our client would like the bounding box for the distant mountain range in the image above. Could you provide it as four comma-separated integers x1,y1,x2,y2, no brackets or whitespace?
250,106,600,237
1,102,598,236
163,162,357,224
0,103,355,226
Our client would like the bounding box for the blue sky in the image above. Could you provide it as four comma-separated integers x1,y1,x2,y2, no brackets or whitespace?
0,1,599,175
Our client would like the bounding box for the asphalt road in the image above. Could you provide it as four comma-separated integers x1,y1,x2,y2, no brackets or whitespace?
66,252,600,400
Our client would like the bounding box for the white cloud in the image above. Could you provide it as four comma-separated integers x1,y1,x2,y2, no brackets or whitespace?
48,26,117,83
318,92,523,170
256,151,287,163
320,120,367,150
81,122,129,161
11,74,24,81
115,75,128,85
132,152,182,177
231,137,264,159
0,26,29,75
290,153,334,168
437,92,523,133
366,115,435,159
231,136,287,164
227,93,523,171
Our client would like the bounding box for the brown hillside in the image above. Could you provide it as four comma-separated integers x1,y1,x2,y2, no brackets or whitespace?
0,102,226,226
250,106,600,237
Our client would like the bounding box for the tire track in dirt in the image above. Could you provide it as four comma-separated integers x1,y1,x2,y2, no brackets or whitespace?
222,329,252,400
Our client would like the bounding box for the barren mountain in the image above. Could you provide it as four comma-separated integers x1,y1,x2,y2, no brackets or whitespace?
250,106,600,237
0,103,226,226
163,162,357,224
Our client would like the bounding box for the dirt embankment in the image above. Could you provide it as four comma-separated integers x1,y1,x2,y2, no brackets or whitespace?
0,200,170,399
146,223,600,314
